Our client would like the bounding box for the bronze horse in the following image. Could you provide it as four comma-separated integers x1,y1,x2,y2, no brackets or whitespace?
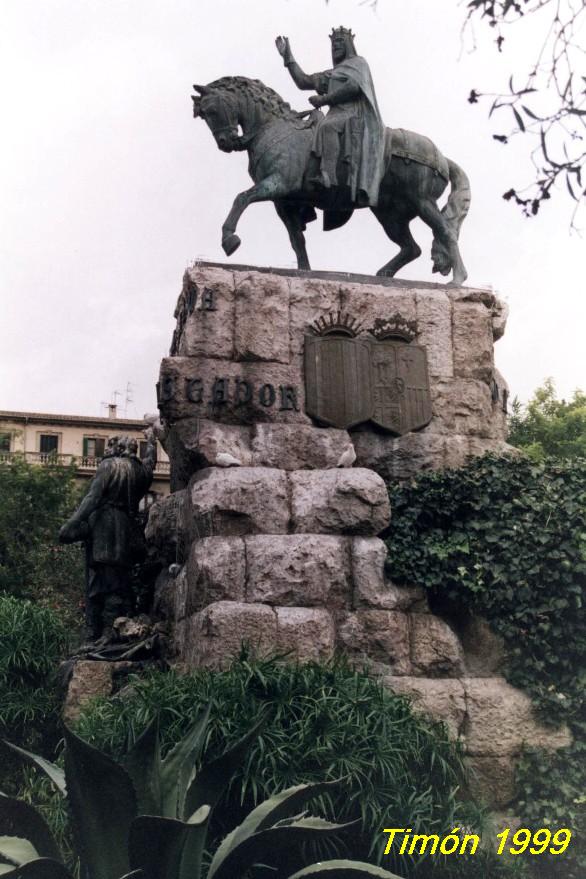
192,77,470,284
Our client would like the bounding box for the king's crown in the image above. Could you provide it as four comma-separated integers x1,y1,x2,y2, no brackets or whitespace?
370,314,418,343
330,26,356,40
310,311,363,338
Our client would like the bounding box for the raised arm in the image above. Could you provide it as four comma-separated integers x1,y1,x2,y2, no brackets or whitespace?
275,35,328,92
140,425,158,481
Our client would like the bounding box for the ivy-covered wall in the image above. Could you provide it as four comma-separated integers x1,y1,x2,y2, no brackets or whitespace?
384,453,585,879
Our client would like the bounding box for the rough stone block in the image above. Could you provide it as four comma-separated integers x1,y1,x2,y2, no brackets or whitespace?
351,537,389,607
463,678,573,756
431,380,497,438
288,276,341,357
145,490,188,563
467,755,518,809
352,430,446,482
460,617,505,677
415,290,453,378
158,356,309,425
410,615,465,677
251,423,355,470
452,303,494,383
187,601,277,669
172,565,189,622
338,284,418,338
234,271,290,363
63,660,114,723
164,419,254,490
245,534,352,608
174,266,235,359
290,469,390,535
353,538,429,611
185,537,246,614
447,285,509,341
276,607,335,661
337,610,411,674
382,676,467,739
185,467,289,538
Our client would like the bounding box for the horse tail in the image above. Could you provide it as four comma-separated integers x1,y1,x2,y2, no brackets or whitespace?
431,159,471,277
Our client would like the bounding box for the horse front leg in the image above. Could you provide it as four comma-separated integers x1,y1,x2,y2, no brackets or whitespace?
222,177,285,256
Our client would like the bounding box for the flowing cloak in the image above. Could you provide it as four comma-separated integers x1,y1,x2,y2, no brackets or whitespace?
312,54,386,207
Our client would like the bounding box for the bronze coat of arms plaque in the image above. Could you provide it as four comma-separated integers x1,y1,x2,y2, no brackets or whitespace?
305,334,373,429
369,339,432,434
304,312,432,435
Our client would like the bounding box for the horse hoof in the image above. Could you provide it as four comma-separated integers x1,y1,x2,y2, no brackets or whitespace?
222,234,241,256
376,268,393,278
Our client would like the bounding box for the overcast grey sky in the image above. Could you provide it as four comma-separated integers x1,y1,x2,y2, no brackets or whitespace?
1,0,584,419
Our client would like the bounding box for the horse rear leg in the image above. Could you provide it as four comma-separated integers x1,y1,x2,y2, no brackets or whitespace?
275,201,311,270
417,198,468,285
372,207,421,277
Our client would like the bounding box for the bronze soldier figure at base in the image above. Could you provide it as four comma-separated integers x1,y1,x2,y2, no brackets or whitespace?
59,427,157,643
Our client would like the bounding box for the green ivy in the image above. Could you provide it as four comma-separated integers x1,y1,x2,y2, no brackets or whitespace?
384,453,585,879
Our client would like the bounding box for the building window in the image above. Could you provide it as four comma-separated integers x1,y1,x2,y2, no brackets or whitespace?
0,433,11,453
39,434,59,455
83,437,106,458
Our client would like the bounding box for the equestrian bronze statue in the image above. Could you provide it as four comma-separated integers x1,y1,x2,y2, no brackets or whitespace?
192,27,470,285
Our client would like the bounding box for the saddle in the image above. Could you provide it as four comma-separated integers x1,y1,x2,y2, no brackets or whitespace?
389,128,449,181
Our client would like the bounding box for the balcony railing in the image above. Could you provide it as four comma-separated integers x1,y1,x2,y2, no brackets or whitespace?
0,451,170,476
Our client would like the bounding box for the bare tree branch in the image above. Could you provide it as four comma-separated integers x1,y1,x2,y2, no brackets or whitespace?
465,0,586,226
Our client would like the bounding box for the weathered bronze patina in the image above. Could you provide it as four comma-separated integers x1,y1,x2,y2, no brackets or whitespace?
59,428,158,641
192,28,471,284
304,312,432,434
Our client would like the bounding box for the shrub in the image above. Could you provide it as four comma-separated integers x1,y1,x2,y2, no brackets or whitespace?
0,456,84,626
74,655,520,878
0,595,69,787
384,453,585,879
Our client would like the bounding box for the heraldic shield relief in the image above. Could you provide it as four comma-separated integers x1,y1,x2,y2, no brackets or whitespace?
304,312,432,435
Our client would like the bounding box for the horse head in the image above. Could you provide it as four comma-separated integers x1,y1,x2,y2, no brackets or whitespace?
192,83,240,152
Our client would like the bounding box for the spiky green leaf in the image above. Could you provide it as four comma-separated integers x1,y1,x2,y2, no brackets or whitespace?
208,781,349,879
2,744,66,796
122,716,162,815
1,861,75,879
128,805,210,879
287,861,404,878
160,705,210,819
0,837,39,866
184,716,265,818
63,726,137,879
0,798,61,863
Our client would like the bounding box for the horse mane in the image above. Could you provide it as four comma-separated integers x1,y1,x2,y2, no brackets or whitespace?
207,76,299,121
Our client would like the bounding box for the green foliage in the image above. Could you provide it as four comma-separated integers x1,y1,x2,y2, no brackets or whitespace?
0,596,69,760
508,379,586,460
0,457,83,625
73,656,518,878
384,453,586,879
1,713,401,879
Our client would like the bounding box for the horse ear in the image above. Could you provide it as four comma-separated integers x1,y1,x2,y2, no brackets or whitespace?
192,84,208,95
192,95,202,118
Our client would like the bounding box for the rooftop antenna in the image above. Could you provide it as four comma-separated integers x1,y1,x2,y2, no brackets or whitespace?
123,382,134,417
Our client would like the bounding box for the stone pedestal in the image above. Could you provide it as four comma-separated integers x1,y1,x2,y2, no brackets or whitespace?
148,263,569,811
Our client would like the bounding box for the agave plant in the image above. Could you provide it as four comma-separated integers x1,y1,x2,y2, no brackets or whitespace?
1,711,403,879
